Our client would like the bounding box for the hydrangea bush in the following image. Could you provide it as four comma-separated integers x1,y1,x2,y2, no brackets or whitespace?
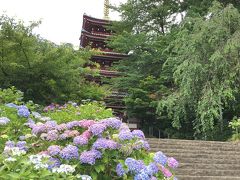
0,88,178,179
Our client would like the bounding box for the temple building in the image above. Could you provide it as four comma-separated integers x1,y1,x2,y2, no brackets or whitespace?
79,0,140,129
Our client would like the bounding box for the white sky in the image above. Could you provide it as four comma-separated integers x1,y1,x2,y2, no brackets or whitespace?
0,0,127,48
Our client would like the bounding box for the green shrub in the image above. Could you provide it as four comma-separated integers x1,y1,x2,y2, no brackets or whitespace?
42,101,113,123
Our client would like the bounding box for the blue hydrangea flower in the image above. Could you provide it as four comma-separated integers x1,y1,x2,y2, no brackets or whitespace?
16,141,27,151
145,163,159,176
154,151,167,166
0,117,10,125
80,149,102,165
119,130,133,141
132,130,145,139
48,157,61,170
92,138,118,150
116,163,125,177
89,123,107,136
60,145,79,160
48,145,61,156
73,135,88,146
101,118,122,129
125,158,145,173
17,105,30,118
134,171,149,180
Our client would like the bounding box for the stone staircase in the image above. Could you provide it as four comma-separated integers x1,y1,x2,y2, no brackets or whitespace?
147,138,240,180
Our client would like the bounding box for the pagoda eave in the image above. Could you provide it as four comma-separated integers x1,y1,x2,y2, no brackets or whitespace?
83,14,111,26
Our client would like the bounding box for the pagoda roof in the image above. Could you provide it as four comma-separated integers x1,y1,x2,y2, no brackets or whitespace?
83,14,111,26
81,29,109,40
91,52,129,61
99,69,120,77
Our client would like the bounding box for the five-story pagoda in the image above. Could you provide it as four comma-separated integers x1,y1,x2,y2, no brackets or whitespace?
79,0,129,120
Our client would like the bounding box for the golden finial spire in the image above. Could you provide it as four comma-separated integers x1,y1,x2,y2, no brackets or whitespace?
104,0,110,20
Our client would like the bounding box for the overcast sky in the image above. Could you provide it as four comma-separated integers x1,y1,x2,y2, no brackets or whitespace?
0,0,127,48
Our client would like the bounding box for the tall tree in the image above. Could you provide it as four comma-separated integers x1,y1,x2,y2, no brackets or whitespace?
158,2,240,139
110,0,240,139
0,14,106,104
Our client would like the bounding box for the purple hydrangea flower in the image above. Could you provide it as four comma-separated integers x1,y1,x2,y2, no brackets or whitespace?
143,141,150,151
119,130,133,141
80,149,102,165
45,121,57,131
16,141,27,150
151,177,157,180
133,140,150,151
46,130,58,141
56,123,68,131
73,135,88,146
0,117,10,125
92,138,118,150
17,105,30,118
119,123,130,132
116,163,125,177
79,120,96,128
101,118,122,129
59,133,68,140
89,123,107,136
81,130,92,139
25,118,35,128
48,157,61,170
132,130,145,139
67,130,80,137
31,124,46,135
47,145,61,156
167,157,179,169
125,158,145,173
145,163,159,176
66,121,80,129
154,151,167,166
5,141,15,148
60,145,79,160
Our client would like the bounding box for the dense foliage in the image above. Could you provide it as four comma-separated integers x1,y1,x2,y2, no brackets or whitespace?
110,0,240,140
0,88,178,179
0,15,107,104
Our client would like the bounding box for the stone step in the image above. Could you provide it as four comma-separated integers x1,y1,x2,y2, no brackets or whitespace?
150,147,240,155
147,138,239,145
179,163,240,170
174,157,240,164
177,175,240,180
176,169,240,176
162,152,240,160
147,138,240,179
147,139,240,148
149,144,240,151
